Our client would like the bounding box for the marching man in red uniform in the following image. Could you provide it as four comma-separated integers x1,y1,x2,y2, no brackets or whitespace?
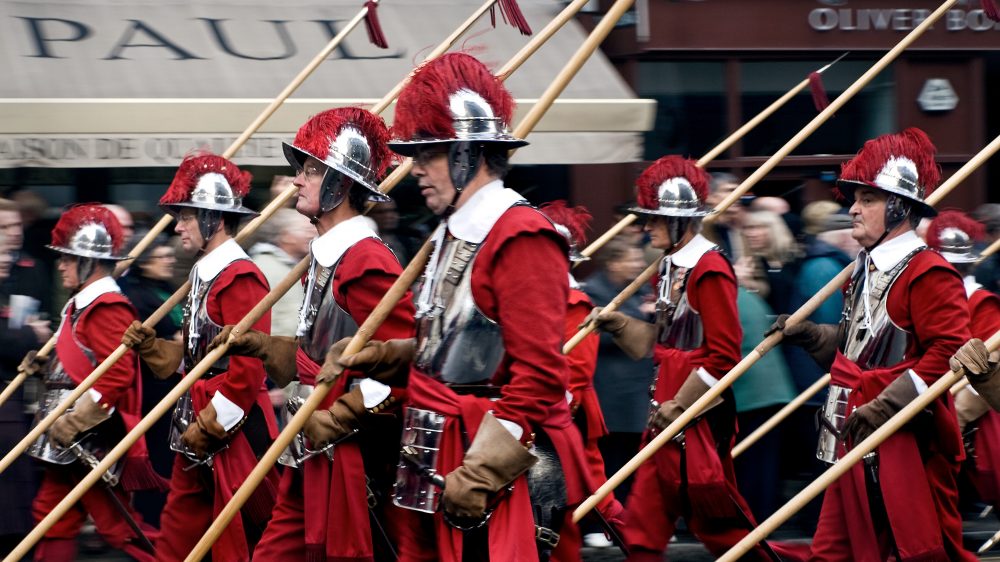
27,204,159,561
121,154,279,561
584,156,767,561
773,128,976,561
538,201,623,560
335,53,591,562
926,212,1000,509
208,107,416,561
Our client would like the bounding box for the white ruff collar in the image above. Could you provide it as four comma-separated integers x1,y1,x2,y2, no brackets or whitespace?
194,238,248,282
866,230,925,272
73,276,121,309
311,215,380,267
446,179,525,243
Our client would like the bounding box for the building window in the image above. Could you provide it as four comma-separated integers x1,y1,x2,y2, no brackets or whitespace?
637,61,726,161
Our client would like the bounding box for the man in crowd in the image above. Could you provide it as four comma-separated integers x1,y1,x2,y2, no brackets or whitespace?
772,128,975,560
211,107,416,561
121,153,279,561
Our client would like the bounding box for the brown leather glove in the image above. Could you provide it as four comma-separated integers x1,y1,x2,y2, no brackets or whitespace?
955,386,990,433
950,338,1000,412
581,307,656,361
208,325,298,388
48,393,111,447
18,349,49,377
442,413,538,519
302,386,366,446
122,320,183,379
181,402,228,458
767,314,840,371
649,368,722,430
841,373,920,446
335,338,416,385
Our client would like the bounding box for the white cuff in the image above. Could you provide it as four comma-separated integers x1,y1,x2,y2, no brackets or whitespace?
696,366,719,387
494,416,524,441
86,389,115,415
211,392,245,431
907,369,928,395
966,384,981,397
358,378,392,409
566,390,574,404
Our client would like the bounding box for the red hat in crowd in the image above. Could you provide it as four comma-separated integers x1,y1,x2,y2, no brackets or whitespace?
631,155,710,217
540,200,592,262
48,204,129,261
837,127,940,218
926,209,984,264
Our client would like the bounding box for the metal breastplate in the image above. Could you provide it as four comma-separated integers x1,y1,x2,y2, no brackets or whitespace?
296,259,359,365
839,249,920,370
413,237,504,385
183,263,241,375
655,260,704,351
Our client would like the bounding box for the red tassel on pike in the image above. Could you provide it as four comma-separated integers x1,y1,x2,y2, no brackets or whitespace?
808,71,830,112
490,0,533,36
983,0,1000,22
364,0,389,49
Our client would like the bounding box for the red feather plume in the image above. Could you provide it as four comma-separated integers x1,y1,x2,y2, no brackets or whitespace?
161,152,252,205
839,127,941,196
635,156,709,210
51,204,125,254
540,200,593,246
392,53,514,143
926,209,985,251
294,107,392,179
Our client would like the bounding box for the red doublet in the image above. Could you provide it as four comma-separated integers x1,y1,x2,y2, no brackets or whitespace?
401,206,591,562
157,260,280,562
622,250,768,559
254,237,415,562
33,290,156,562
812,250,975,562
965,289,1000,506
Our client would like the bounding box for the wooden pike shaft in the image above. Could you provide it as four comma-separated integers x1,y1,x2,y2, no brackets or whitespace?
728,127,1000,457
719,330,1000,562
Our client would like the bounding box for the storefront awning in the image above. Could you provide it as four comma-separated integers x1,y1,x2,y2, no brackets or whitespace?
0,0,655,167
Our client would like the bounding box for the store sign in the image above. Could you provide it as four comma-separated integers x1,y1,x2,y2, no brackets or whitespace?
916,79,959,112
808,6,1000,32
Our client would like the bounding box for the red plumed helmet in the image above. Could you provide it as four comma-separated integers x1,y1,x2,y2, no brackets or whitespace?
283,107,392,202
48,204,130,260
926,209,984,264
631,155,710,217
837,127,940,218
388,53,527,156
160,152,256,216
540,200,592,262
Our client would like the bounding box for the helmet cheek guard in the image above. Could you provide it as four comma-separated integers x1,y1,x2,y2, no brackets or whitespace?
318,168,355,214
196,209,225,245
448,141,485,193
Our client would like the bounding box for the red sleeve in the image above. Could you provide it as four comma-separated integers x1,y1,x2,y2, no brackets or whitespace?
472,208,570,435
333,238,416,343
860,253,970,396
686,251,742,378
205,260,272,412
79,301,138,408
565,297,597,398
971,290,1000,342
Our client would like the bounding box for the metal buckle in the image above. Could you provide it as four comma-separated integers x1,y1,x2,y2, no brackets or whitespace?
535,525,561,549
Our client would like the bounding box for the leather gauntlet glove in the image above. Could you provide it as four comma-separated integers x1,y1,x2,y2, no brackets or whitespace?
49,393,111,447
955,386,990,433
334,338,416,385
181,402,228,458
122,321,183,379
650,368,721,430
950,339,1000,412
208,326,298,387
841,373,920,446
302,386,366,446
580,307,656,360
766,314,840,371
18,349,49,377
442,413,538,519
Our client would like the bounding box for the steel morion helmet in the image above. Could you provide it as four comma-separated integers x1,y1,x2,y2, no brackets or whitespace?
837,127,940,227
926,210,984,265
159,153,255,245
283,107,393,216
540,200,592,263
389,53,527,193
630,156,710,249
47,204,130,286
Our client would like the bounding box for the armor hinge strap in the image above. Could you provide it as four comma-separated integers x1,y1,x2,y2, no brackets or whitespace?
535,525,560,548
